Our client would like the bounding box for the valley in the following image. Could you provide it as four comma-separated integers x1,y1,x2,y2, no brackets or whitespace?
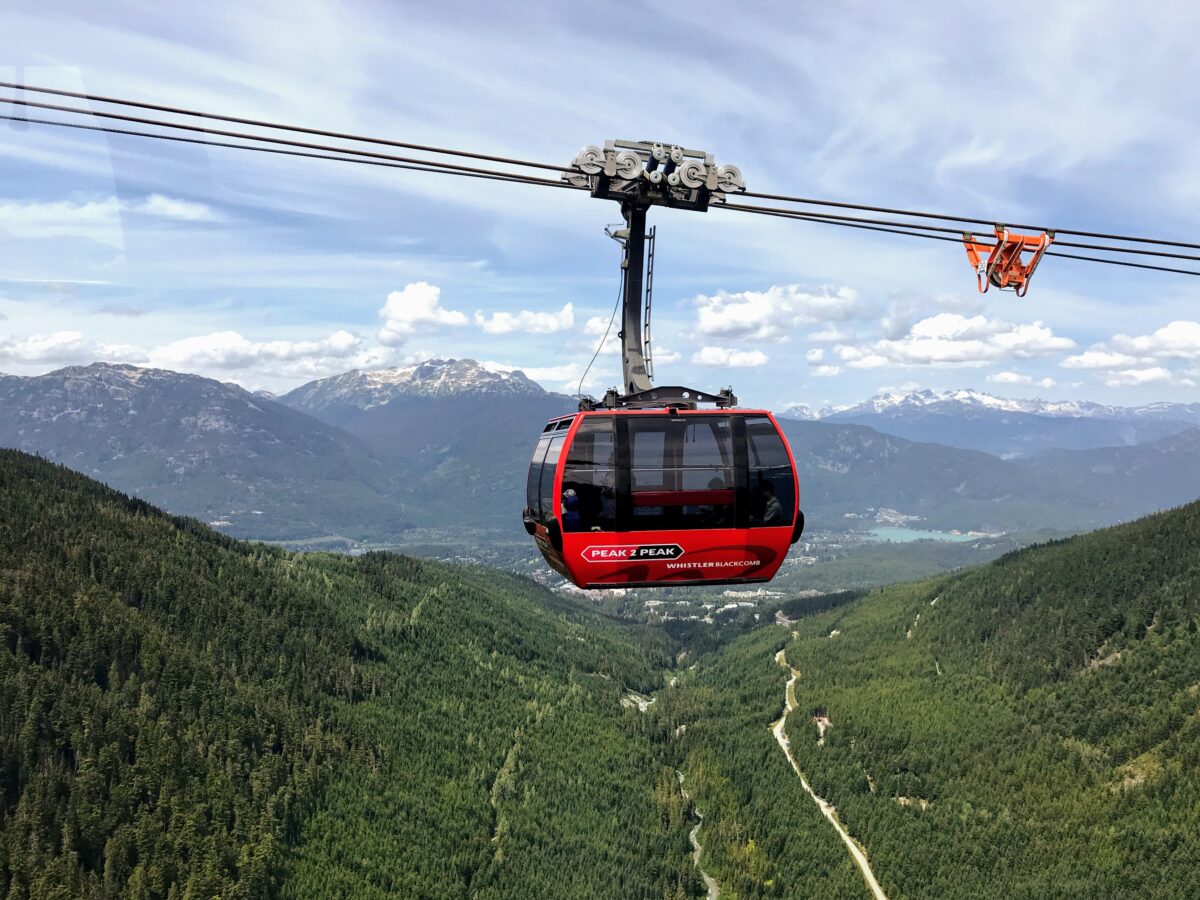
3,450,1200,896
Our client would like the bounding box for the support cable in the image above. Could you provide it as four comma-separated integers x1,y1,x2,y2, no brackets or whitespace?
0,80,571,174
4,84,1197,277
714,204,1200,277
578,273,623,402
0,96,570,185
740,190,1200,251
722,201,1200,264
0,113,584,192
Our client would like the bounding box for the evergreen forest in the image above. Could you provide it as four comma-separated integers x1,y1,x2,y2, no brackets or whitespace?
3,448,1200,897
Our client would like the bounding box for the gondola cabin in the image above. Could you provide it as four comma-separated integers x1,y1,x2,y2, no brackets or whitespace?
523,408,803,588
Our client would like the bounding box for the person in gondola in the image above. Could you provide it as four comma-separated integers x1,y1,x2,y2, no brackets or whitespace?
562,488,583,531
761,481,785,525
594,471,616,531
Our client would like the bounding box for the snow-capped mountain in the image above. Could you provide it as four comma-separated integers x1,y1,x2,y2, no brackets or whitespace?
820,389,1200,422
778,403,819,420
281,358,547,414
810,389,1199,457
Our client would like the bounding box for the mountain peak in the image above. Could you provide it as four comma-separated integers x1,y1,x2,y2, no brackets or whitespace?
282,358,547,412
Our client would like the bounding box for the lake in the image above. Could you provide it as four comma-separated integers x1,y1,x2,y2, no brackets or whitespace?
865,526,980,543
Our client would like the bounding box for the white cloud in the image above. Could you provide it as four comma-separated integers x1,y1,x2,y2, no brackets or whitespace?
474,302,574,335
692,346,770,368
1061,350,1140,369
1109,320,1200,360
986,371,1055,388
581,315,621,355
1103,367,1175,387
0,330,139,366
806,348,825,363
868,313,1074,367
0,198,122,243
585,316,614,336
812,365,841,377
988,371,1031,385
652,346,682,365
149,329,367,372
836,346,889,369
131,194,218,222
693,285,866,342
0,194,218,243
808,326,854,343
378,282,468,346
881,292,984,340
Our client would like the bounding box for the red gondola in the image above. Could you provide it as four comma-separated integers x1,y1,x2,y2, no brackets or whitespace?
524,407,803,589
523,140,803,587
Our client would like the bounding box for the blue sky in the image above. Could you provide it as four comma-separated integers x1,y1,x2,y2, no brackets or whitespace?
2,0,1199,409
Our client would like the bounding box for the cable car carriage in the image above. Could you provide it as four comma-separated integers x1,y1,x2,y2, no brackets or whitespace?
524,399,803,589
524,139,803,588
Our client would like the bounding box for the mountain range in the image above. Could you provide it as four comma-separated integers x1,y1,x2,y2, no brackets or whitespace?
0,364,400,541
782,388,1200,457
3,361,1200,543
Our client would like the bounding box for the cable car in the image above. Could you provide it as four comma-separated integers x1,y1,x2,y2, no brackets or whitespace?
524,139,802,587
523,408,803,588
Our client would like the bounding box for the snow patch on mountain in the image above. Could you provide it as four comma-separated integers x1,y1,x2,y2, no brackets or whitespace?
282,358,547,411
810,389,1200,422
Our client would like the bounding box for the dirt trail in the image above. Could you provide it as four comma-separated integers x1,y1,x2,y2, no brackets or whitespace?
676,770,720,900
771,650,888,900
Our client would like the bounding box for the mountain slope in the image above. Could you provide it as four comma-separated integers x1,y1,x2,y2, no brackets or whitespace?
669,498,1200,897
282,360,575,530
1014,427,1200,512
0,451,697,899
779,419,1200,533
0,364,401,541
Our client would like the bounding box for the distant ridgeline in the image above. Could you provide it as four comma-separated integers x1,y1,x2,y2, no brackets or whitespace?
665,497,1200,897
0,450,697,899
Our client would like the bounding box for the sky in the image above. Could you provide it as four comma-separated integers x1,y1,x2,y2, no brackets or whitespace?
2,0,1200,410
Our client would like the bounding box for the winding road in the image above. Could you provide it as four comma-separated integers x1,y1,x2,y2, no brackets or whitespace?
676,770,720,899
771,650,888,900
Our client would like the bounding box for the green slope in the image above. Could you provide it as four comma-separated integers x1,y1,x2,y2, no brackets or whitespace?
0,450,699,899
668,501,1200,898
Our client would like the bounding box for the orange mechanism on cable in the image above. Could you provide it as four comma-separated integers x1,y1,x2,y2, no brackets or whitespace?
962,226,1054,297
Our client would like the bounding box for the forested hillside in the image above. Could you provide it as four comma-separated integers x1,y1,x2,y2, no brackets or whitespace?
662,500,1200,897
0,451,699,898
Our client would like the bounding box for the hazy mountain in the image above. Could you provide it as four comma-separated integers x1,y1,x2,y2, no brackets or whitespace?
1015,427,1200,511
5,362,1200,543
777,419,1200,534
792,388,1199,457
281,358,575,528
0,363,402,541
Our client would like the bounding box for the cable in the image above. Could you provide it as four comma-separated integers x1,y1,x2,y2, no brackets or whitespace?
0,80,571,174
0,96,569,185
579,276,623,401
740,189,1200,251
0,114,585,193
716,203,1200,277
723,200,1200,264
5,86,1197,278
